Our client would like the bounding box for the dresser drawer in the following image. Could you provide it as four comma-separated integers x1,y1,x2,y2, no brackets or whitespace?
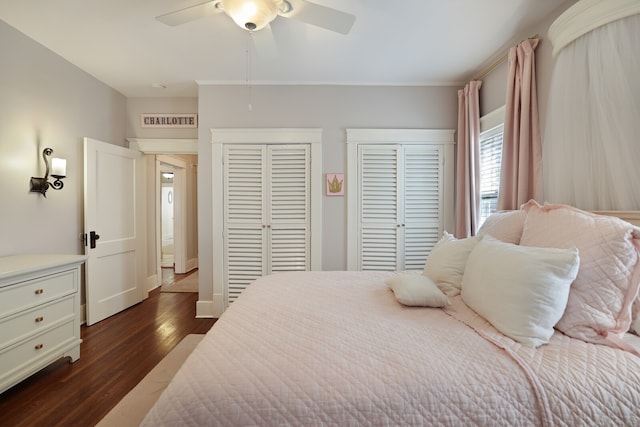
0,296,76,348
0,321,78,381
0,269,77,318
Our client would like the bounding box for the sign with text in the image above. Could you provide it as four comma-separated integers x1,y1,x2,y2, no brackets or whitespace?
141,114,198,128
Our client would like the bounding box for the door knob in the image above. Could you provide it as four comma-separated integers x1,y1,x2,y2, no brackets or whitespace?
90,231,101,249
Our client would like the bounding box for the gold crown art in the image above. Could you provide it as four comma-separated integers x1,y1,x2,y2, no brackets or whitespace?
328,175,343,193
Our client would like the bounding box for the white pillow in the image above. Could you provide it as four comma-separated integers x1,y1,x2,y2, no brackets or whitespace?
386,273,450,307
423,232,480,296
461,236,580,347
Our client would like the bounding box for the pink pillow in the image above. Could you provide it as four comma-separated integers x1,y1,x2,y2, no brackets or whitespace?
520,200,640,347
477,210,526,244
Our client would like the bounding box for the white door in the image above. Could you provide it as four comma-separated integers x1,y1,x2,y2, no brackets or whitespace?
354,143,446,271
84,138,145,326
402,145,444,270
223,144,310,304
358,145,401,271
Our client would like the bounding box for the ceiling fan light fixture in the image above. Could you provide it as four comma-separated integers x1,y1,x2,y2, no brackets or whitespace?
221,0,278,31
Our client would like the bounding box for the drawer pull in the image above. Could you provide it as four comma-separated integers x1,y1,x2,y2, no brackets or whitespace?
35,316,44,323
35,343,43,350
34,289,44,295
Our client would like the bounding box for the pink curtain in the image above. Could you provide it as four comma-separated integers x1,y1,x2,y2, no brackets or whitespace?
455,80,482,238
497,38,543,210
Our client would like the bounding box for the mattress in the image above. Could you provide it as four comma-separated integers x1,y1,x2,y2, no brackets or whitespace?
142,271,640,426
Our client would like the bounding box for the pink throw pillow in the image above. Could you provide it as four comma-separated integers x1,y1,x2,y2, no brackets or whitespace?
477,210,526,244
519,200,640,347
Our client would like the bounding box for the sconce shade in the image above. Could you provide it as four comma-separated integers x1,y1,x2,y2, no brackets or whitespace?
51,158,66,178
221,0,278,31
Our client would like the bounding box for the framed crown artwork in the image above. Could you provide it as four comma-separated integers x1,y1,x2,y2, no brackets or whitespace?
326,173,344,196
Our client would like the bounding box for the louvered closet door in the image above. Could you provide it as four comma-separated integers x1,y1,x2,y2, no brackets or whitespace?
268,145,310,272
224,144,311,304
403,145,443,270
224,145,267,303
358,145,400,271
358,144,443,271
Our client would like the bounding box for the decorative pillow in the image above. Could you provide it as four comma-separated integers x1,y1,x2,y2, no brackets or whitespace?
520,200,640,347
631,299,640,335
385,273,450,307
630,315,640,336
477,209,527,244
461,235,580,347
423,232,480,296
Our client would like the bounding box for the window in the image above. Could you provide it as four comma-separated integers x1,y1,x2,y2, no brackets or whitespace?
478,106,505,227
479,125,503,224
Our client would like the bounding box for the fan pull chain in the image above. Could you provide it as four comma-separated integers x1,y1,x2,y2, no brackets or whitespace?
246,32,253,112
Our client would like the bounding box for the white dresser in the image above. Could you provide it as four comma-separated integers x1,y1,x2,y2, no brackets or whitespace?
0,254,86,394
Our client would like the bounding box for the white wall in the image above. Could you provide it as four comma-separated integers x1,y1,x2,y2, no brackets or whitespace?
196,84,459,304
0,20,127,257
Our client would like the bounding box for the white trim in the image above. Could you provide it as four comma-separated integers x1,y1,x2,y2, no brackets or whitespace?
549,0,640,57
480,105,506,133
146,273,159,292
196,300,215,318
186,257,198,272
128,138,198,154
211,128,323,316
346,128,455,145
346,129,455,271
196,80,467,87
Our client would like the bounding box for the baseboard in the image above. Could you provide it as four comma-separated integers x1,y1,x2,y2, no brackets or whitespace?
146,274,159,292
80,304,86,325
196,300,215,318
186,258,198,272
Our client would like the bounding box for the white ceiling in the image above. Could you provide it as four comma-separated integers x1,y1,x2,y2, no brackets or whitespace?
0,0,566,98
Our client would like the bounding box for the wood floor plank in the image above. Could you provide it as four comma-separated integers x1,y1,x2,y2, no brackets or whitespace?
0,288,216,427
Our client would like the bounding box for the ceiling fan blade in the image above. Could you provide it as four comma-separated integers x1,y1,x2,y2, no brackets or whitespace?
251,25,279,60
156,1,223,26
281,0,356,35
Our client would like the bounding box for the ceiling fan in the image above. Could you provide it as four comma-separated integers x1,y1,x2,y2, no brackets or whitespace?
156,0,356,35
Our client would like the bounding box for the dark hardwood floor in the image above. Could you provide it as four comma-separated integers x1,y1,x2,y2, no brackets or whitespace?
0,280,216,427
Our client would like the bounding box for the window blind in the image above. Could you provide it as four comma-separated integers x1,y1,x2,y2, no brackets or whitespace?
479,125,503,224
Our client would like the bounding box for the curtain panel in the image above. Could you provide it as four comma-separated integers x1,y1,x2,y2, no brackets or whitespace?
497,38,543,211
455,80,482,238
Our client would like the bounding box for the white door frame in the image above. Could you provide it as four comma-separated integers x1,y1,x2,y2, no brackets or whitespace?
127,138,197,289
156,155,188,278
211,128,323,317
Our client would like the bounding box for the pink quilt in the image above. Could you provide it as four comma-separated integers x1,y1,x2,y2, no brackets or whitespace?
142,271,640,426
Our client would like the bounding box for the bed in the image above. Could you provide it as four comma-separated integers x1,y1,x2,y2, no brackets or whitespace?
142,201,640,426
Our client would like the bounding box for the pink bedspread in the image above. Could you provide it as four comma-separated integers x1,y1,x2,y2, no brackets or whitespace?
142,271,640,426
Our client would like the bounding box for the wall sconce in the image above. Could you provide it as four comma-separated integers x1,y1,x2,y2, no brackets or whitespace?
30,148,66,197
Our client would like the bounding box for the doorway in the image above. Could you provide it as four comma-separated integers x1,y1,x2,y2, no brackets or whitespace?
160,168,176,268
156,155,188,282
126,138,199,293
